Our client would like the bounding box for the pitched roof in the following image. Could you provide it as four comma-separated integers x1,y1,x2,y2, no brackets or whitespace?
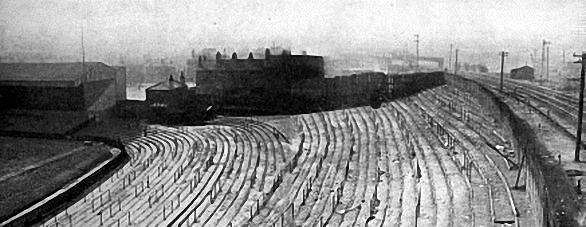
0,62,115,82
146,79,187,91
511,65,534,71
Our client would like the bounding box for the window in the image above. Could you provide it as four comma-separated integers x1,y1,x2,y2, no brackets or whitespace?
151,103,168,108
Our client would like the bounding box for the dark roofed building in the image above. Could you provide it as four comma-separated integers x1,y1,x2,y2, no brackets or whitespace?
186,48,325,113
0,62,125,111
510,65,534,80
146,76,187,91
0,62,125,134
145,75,189,121
0,62,116,86
143,73,212,123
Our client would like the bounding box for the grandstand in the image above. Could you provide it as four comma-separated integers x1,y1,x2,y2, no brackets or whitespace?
34,78,523,226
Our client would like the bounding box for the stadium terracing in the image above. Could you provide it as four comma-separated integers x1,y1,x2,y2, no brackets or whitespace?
1,58,585,227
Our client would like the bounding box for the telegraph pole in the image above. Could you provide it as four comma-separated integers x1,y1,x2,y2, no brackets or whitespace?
541,40,551,82
574,52,586,162
541,40,545,80
500,51,508,92
414,34,420,72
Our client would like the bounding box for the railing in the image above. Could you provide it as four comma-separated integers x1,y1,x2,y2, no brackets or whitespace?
2,136,130,227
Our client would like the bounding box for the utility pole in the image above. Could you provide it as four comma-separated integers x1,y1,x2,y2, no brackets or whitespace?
541,40,551,81
574,52,586,162
541,40,545,80
500,51,509,92
547,45,550,82
454,49,459,75
414,34,420,72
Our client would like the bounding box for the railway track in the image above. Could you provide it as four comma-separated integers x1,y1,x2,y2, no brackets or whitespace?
469,74,586,147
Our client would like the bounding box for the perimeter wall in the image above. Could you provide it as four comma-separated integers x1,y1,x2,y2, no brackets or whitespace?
446,73,581,226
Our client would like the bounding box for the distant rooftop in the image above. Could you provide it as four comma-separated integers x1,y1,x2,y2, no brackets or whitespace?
512,65,535,71
146,77,187,91
195,53,323,72
0,62,116,86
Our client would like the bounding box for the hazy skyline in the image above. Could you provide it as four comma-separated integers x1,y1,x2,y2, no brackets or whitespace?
0,0,584,70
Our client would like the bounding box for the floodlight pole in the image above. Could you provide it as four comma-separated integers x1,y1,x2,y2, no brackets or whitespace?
574,52,586,162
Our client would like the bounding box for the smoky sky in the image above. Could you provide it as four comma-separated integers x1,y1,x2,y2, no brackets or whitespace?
0,0,584,66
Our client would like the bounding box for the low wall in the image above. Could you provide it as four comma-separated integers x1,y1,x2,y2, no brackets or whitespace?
290,71,446,113
446,74,580,226
2,136,129,227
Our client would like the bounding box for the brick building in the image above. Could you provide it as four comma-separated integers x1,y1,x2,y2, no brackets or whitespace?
186,48,324,113
146,74,188,112
144,73,211,123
